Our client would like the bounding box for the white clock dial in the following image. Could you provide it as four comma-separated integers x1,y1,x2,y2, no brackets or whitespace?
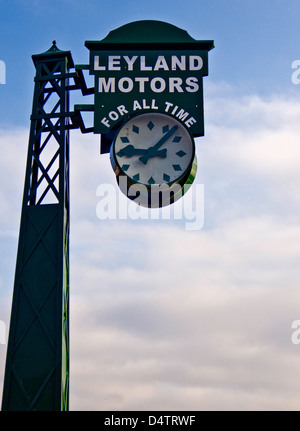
112,112,195,186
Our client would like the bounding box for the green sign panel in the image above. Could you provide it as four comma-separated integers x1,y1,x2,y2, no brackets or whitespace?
85,20,214,136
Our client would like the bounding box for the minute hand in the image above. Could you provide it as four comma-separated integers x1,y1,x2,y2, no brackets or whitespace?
139,125,179,165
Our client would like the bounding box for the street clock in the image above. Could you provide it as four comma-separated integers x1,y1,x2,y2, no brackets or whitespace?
110,112,197,207
82,20,214,207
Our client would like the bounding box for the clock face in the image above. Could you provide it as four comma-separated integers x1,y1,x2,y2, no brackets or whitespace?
111,112,195,187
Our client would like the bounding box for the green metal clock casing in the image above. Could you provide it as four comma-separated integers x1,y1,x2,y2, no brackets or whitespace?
110,112,197,207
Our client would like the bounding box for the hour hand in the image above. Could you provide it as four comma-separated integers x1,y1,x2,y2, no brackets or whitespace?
118,144,166,160
117,144,147,157
139,148,167,164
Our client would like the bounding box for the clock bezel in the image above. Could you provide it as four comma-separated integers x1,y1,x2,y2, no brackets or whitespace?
110,112,196,189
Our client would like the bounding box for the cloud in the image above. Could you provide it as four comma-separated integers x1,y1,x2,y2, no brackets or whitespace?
68,89,300,410
70,279,300,410
197,87,300,227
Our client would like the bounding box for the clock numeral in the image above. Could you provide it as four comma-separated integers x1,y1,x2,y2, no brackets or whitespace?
176,150,186,157
173,164,182,172
163,173,170,182
121,164,130,172
147,121,154,131
173,136,182,143
148,176,155,185
132,173,140,181
162,125,169,133
121,137,130,143
132,125,139,134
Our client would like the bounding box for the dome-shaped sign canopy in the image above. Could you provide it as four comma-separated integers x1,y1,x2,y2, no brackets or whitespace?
85,20,214,49
84,20,214,139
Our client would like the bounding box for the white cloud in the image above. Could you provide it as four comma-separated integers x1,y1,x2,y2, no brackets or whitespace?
68,90,300,410
197,88,300,227
68,214,300,409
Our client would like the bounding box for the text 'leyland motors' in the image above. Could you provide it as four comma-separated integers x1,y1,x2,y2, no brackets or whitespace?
90,51,209,135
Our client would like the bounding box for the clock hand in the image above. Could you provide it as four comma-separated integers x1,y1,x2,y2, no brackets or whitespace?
152,125,179,151
118,144,167,159
117,144,146,157
139,125,178,164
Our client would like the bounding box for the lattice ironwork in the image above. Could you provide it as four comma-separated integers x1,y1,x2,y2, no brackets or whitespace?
1,42,82,411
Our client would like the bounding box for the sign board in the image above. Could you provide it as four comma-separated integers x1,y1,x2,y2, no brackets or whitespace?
85,20,214,140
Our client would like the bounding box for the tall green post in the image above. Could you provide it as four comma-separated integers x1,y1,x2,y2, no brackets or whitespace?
1,42,77,410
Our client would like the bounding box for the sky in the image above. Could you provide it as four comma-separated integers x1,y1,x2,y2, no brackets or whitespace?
1,0,300,411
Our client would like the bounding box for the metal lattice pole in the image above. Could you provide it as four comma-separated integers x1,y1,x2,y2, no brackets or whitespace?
1,42,78,411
